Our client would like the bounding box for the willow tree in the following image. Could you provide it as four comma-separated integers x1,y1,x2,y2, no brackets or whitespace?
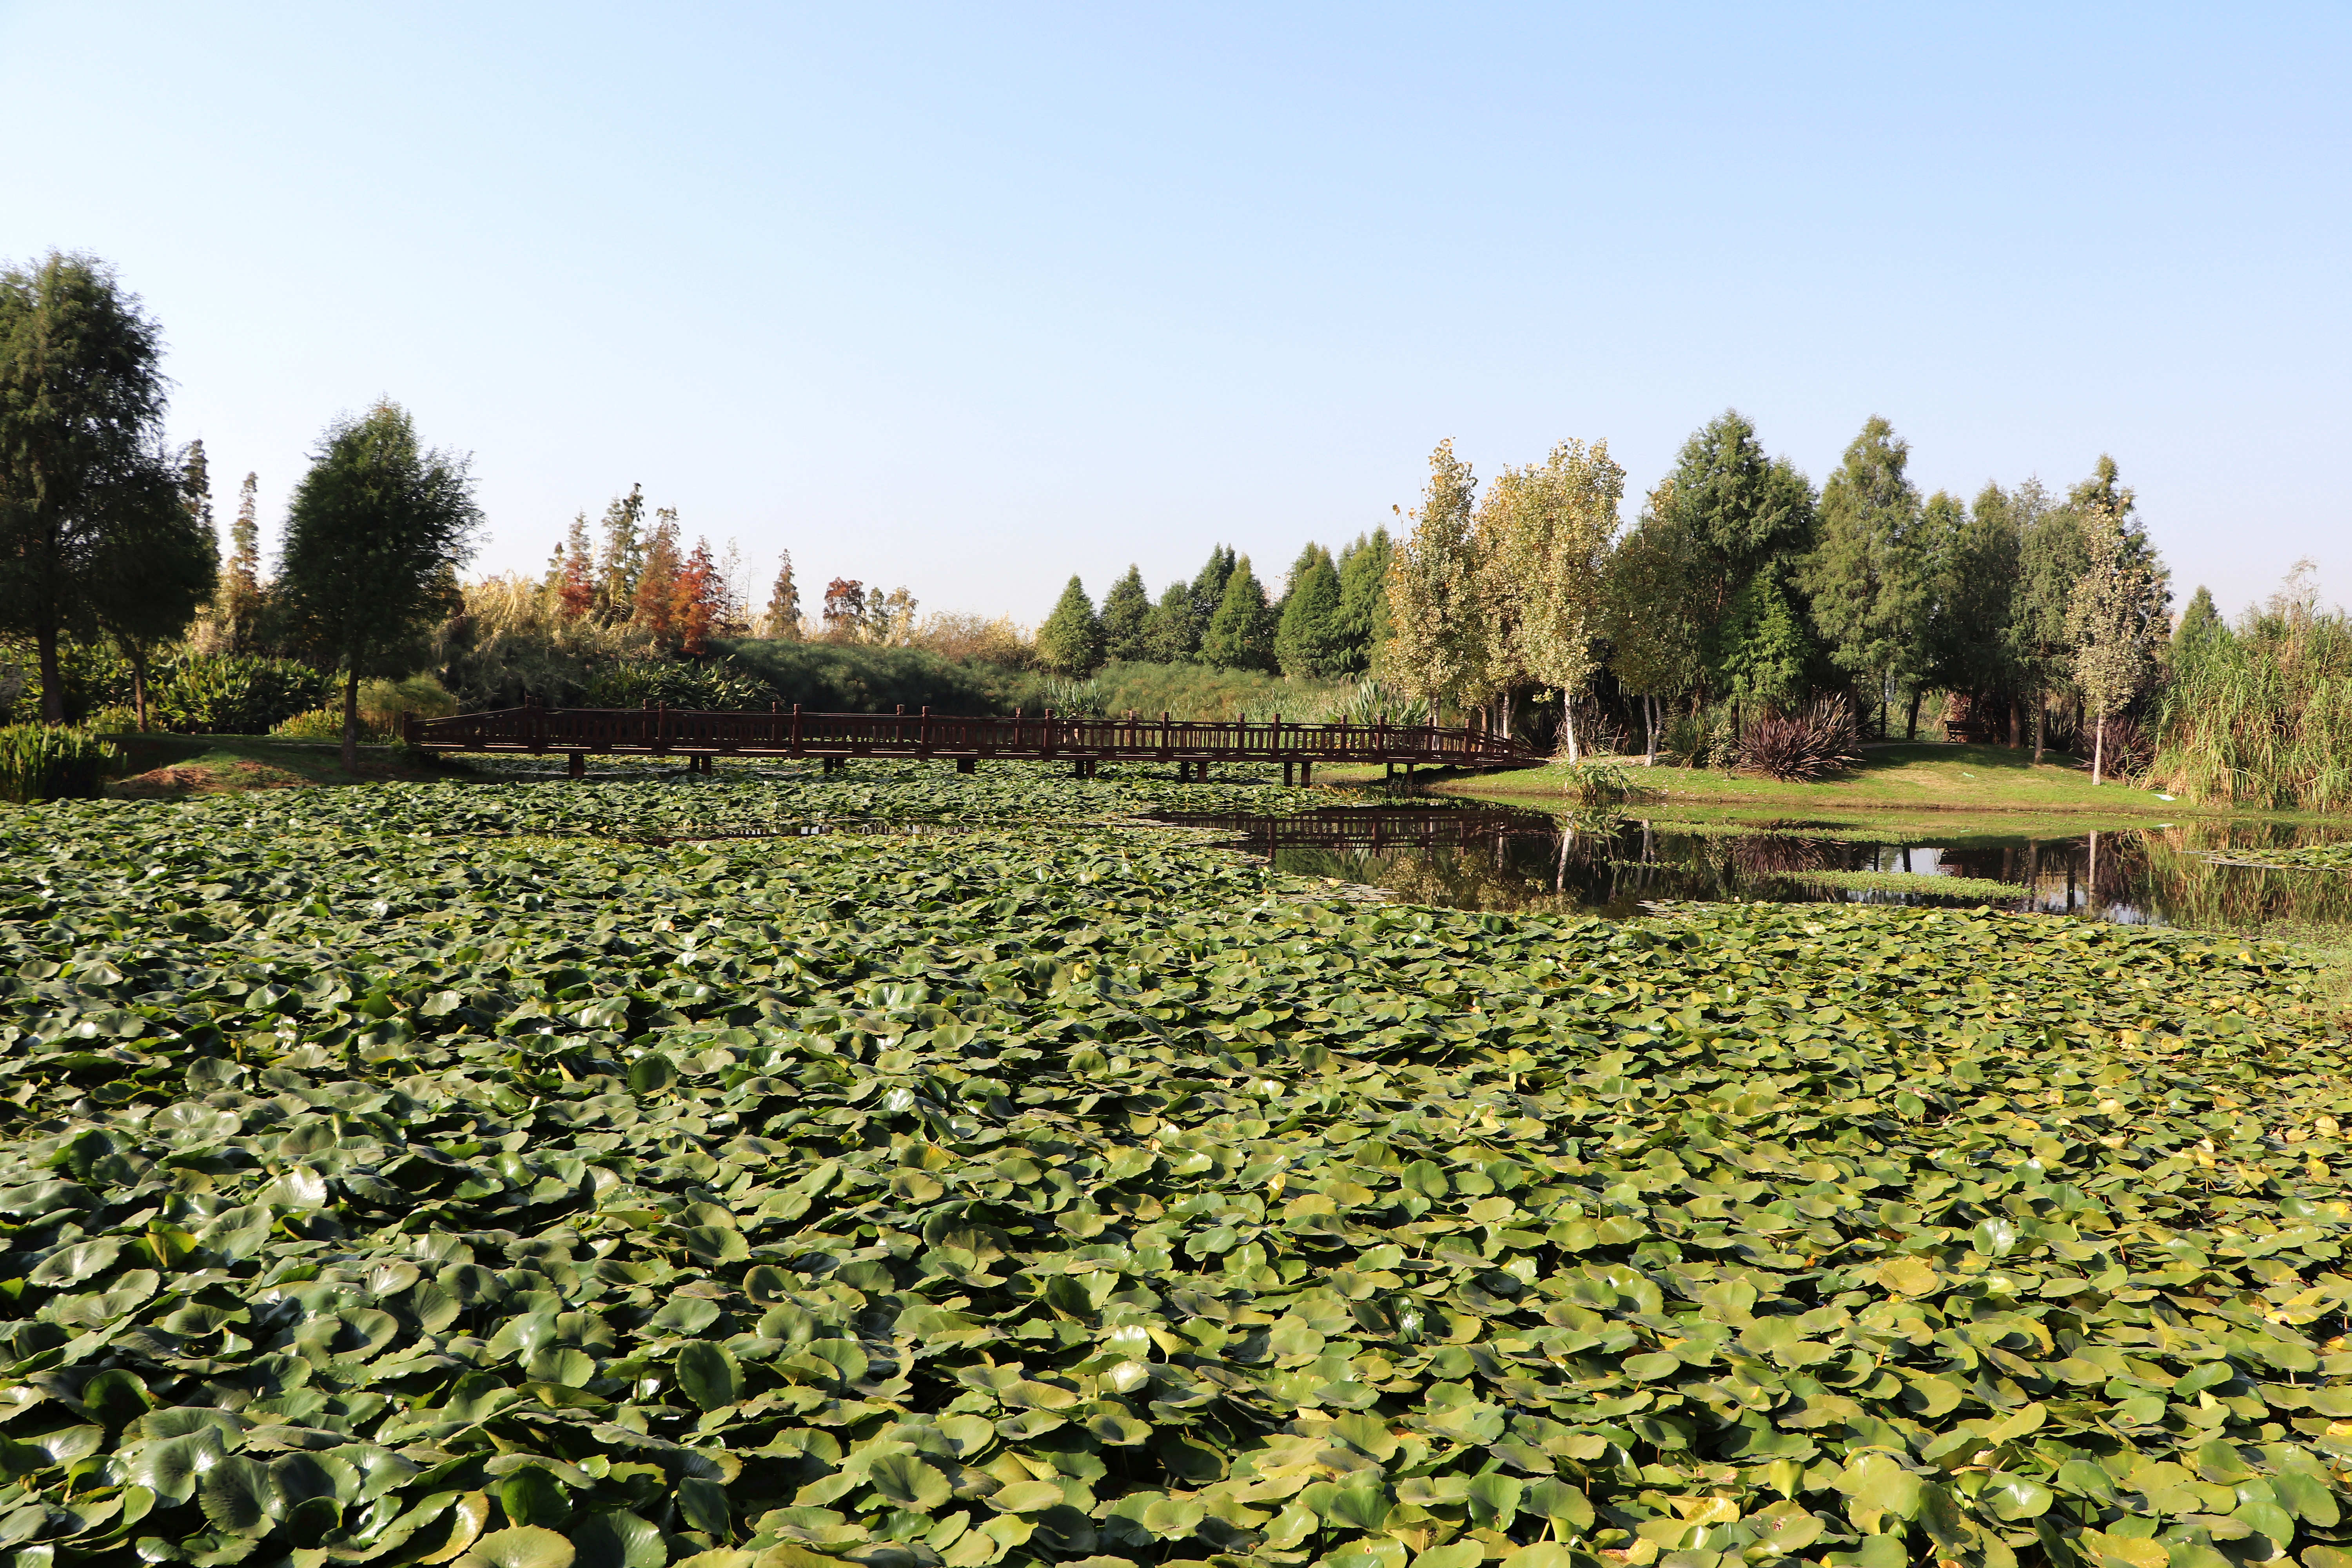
1378,440,1486,720
1479,439,1623,758
278,402,481,772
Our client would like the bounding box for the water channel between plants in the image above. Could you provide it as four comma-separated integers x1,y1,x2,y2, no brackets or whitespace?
1154,804,2352,935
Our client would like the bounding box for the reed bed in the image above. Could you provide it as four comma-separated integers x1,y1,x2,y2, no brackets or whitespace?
2150,605,2352,809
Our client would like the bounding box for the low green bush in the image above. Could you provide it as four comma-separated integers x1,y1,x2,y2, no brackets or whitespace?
0,724,121,803
150,654,336,733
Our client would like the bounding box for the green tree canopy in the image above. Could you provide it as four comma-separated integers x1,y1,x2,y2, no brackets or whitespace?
0,252,172,721
88,440,219,728
1923,486,2021,718
1377,440,1486,712
1099,565,1151,663
2065,462,2170,784
1273,543,1349,678
1199,555,1275,671
1803,415,1929,733
1601,488,1707,762
1333,528,1392,673
1185,545,1236,657
278,401,482,770
2174,584,2223,655
1034,575,1105,676
1140,581,1197,663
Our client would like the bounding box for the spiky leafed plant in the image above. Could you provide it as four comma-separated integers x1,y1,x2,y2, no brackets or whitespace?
1734,695,1863,781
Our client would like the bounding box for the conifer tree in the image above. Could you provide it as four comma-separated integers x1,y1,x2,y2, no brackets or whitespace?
633,508,683,645
2174,585,2221,655
764,550,802,640
1334,529,1392,674
1200,556,1275,672
92,444,218,728
1099,565,1152,662
1602,484,1707,762
594,485,646,624
1036,575,1105,675
554,514,596,619
1141,582,1197,662
217,472,265,648
278,401,480,771
1274,544,1349,679
1186,546,1237,657
1803,416,1929,735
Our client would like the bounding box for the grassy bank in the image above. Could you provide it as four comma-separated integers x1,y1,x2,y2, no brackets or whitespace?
99,732,465,795
1333,742,2254,819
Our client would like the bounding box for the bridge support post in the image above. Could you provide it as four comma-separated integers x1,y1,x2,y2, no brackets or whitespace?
568,751,584,779
822,756,843,774
1299,761,1312,786
694,754,711,775
956,757,976,774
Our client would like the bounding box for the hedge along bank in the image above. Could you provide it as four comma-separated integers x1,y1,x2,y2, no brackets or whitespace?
0,770,2347,1568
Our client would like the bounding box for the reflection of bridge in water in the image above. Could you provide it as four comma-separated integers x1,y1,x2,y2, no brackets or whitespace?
407,706,1536,782
1152,806,1562,853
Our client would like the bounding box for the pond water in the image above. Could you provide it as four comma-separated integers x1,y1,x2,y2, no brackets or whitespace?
1154,806,2352,935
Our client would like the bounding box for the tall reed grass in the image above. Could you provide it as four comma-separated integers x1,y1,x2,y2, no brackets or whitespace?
2149,602,2352,810
0,726,122,804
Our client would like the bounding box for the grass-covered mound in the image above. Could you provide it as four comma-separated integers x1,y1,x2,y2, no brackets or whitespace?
0,766,2348,1568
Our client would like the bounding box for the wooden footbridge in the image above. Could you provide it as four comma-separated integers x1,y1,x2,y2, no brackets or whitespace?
403,704,1535,782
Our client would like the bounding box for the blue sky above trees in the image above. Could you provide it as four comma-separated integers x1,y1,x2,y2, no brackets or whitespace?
1,2,2343,624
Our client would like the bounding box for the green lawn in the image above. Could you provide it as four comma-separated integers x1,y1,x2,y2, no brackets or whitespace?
1328,742,2222,819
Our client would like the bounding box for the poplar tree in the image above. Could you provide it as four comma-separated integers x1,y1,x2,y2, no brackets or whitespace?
1099,565,1152,663
1036,576,1105,675
1478,439,1624,758
0,252,171,721
1200,556,1276,671
278,401,480,771
2065,463,2169,784
1804,416,1930,736
1378,439,1485,716
1273,544,1348,678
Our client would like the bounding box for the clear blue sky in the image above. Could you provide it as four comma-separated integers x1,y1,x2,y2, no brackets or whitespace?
4,4,2344,624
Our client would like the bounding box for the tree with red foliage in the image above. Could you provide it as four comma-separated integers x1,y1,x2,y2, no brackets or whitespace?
554,514,595,619
632,509,682,643
674,538,721,655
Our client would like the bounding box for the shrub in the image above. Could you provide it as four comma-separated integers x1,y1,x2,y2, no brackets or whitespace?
718,639,1039,714
270,677,457,743
149,655,336,734
583,655,777,711
0,725,122,804
1734,695,1862,780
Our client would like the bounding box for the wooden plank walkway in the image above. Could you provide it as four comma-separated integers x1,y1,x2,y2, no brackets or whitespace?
404,704,1536,781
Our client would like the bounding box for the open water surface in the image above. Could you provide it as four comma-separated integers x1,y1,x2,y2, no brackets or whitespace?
1154,806,2352,934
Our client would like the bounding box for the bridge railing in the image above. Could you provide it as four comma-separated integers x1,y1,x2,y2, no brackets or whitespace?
407,706,1535,767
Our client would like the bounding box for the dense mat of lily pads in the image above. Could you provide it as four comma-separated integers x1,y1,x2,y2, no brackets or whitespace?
2,764,2350,1568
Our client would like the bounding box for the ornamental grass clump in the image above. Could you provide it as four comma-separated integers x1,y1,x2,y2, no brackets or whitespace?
0,723,119,802
1735,695,1862,781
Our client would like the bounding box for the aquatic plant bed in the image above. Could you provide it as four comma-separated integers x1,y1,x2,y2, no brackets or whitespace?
2,767,2350,1568
2205,843,2352,874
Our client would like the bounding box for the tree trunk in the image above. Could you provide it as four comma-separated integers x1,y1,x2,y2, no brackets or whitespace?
2032,690,2046,763
36,622,62,725
1644,694,1658,766
1904,687,1922,743
341,668,361,775
2007,697,2020,748
129,647,149,731
2091,715,2105,786
1559,688,1579,763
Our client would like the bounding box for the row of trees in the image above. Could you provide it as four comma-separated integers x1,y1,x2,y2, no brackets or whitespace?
1034,534,1394,679
1379,412,2174,779
0,252,481,769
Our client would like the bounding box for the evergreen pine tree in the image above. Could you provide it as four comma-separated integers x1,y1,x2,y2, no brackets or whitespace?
1099,565,1151,662
1274,543,1349,678
218,472,265,650
594,485,646,624
1200,555,1276,671
1141,582,1197,662
1036,575,1106,675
